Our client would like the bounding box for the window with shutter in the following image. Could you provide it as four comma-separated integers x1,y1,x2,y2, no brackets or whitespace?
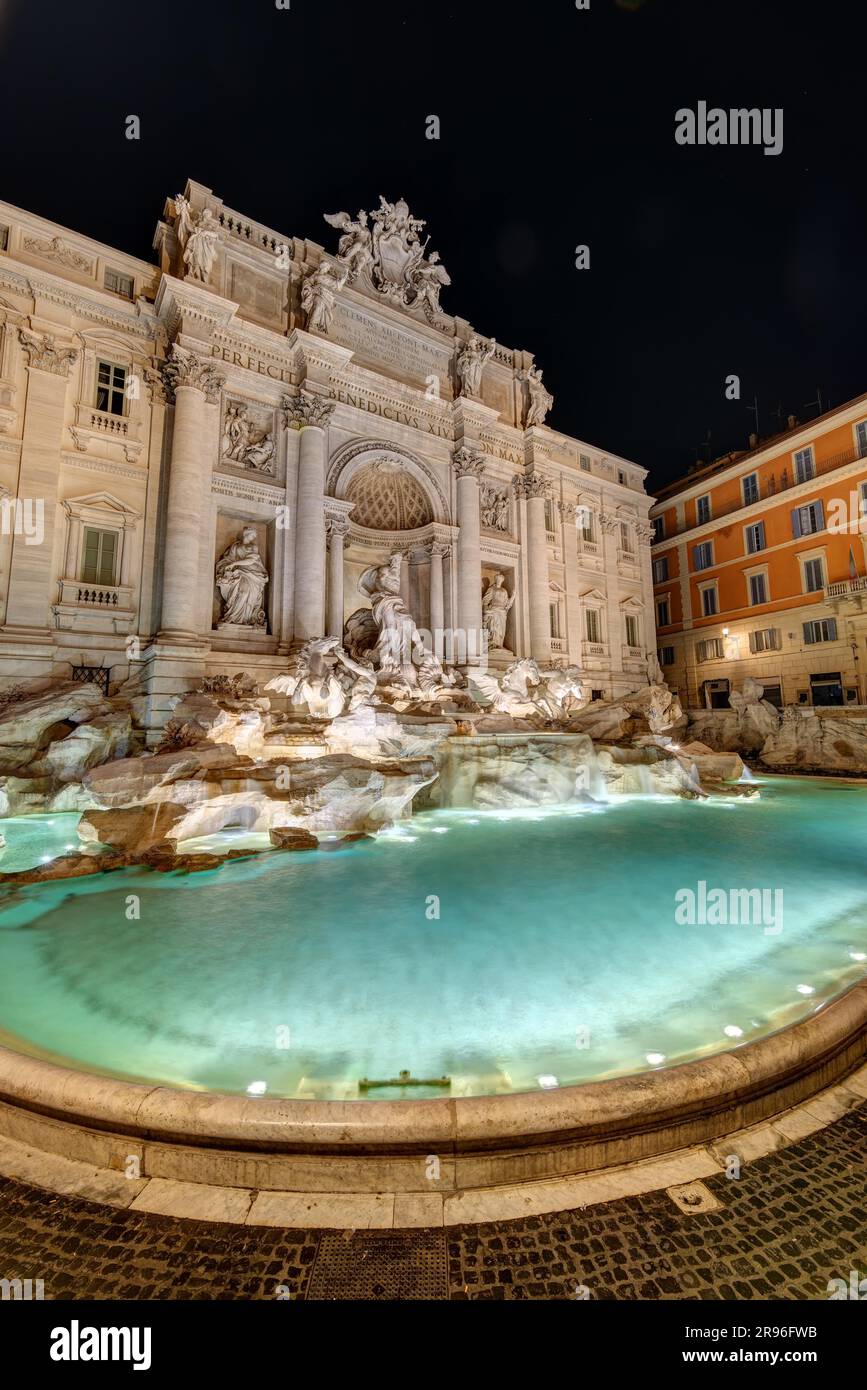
81,528,118,585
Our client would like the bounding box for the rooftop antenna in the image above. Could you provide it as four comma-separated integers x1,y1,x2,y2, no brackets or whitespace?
746,396,760,444
771,402,786,432
693,428,712,464
803,387,824,419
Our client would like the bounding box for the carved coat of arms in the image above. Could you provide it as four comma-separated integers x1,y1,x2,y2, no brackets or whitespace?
323,196,450,320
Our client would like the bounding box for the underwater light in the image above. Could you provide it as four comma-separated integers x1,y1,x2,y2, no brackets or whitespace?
796,984,815,996
431,827,449,834
537,1074,559,1089
246,1080,267,1096
850,952,867,962
40,855,52,863
723,1025,744,1038
645,1052,666,1066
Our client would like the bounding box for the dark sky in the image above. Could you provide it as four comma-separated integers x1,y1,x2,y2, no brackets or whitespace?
1,0,863,492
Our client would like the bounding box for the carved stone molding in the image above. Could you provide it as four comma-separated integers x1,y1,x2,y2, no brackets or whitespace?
452,446,486,482
634,522,655,543
162,344,225,404
326,515,351,548
427,539,451,560
599,512,621,535
283,390,336,431
23,234,95,275
558,500,581,522
18,328,79,376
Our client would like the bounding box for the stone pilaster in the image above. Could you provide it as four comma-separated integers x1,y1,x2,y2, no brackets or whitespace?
452,447,485,662
635,521,656,659
3,329,78,641
286,390,335,643
325,514,350,640
517,473,551,663
428,540,448,639
599,512,623,658
560,500,583,661
158,344,225,642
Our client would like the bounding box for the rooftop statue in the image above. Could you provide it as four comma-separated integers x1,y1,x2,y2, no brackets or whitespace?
324,196,450,319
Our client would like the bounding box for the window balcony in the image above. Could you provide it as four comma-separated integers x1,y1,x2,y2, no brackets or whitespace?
825,576,867,609
582,640,609,664
53,578,136,634
622,644,645,667
70,403,143,460
550,637,567,655
617,548,638,569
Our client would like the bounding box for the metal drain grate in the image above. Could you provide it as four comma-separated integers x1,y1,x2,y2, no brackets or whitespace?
306,1231,448,1301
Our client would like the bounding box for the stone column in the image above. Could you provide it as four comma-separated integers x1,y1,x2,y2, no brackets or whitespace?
326,515,349,640
635,522,655,660
158,345,225,642
286,391,335,644
4,329,78,634
453,447,485,662
399,551,412,611
277,410,301,652
560,501,583,661
599,511,623,665
522,474,552,664
428,541,447,639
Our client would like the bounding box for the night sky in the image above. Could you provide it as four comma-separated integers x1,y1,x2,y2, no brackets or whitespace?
1,0,863,491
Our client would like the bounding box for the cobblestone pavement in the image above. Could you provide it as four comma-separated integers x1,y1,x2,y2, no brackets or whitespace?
0,1103,865,1300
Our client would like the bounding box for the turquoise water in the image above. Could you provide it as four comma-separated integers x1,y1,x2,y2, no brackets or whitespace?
0,777,865,1100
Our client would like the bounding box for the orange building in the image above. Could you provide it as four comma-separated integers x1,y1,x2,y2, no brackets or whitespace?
649,394,867,710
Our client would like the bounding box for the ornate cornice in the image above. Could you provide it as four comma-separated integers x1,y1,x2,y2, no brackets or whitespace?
162,344,225,404
18,327,78,376
452,446,486,482
283,389,336,430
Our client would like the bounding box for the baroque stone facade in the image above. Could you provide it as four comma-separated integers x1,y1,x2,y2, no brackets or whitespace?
0,179,655,729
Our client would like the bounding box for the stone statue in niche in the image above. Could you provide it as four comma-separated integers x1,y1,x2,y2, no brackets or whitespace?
482,573,515,650
221,403,276,474
215,526,269,629
457,334,496,398
183,209,219,283
523,366,554,428
480,483,510,533
266,637,376,719
301,262,349,335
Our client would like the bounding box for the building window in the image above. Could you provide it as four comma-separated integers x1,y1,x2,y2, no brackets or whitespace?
652,556,669,584
653,516,665,542
582,510,595,542
693,540,713,571
742,472,759,506
619,522,633,554
658,645,675,667
618,469,627,485
745,520,766,554
803,617,837,644
701,584,718,617
585,609,601,643
549,603,562,639
794,446,815,483
802,556,825,592
81,527,118,586
696,494,711,525
625,614,640,647
580,454,591,472
0,225,8,252
791,500,824,537
656,596,671,627
96,360,127,417
544,498,557,534
856,422,867,459
104,267,134,299
697,638,724,662
749,628,781,653
748,572,768,605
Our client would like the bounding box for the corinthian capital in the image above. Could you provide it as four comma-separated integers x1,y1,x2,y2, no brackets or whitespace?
513,471,551,501
634,522,655,543
162,344,225,404
283,390,336,430
18,328,78,376
599,512,621,535
452,446,486,481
